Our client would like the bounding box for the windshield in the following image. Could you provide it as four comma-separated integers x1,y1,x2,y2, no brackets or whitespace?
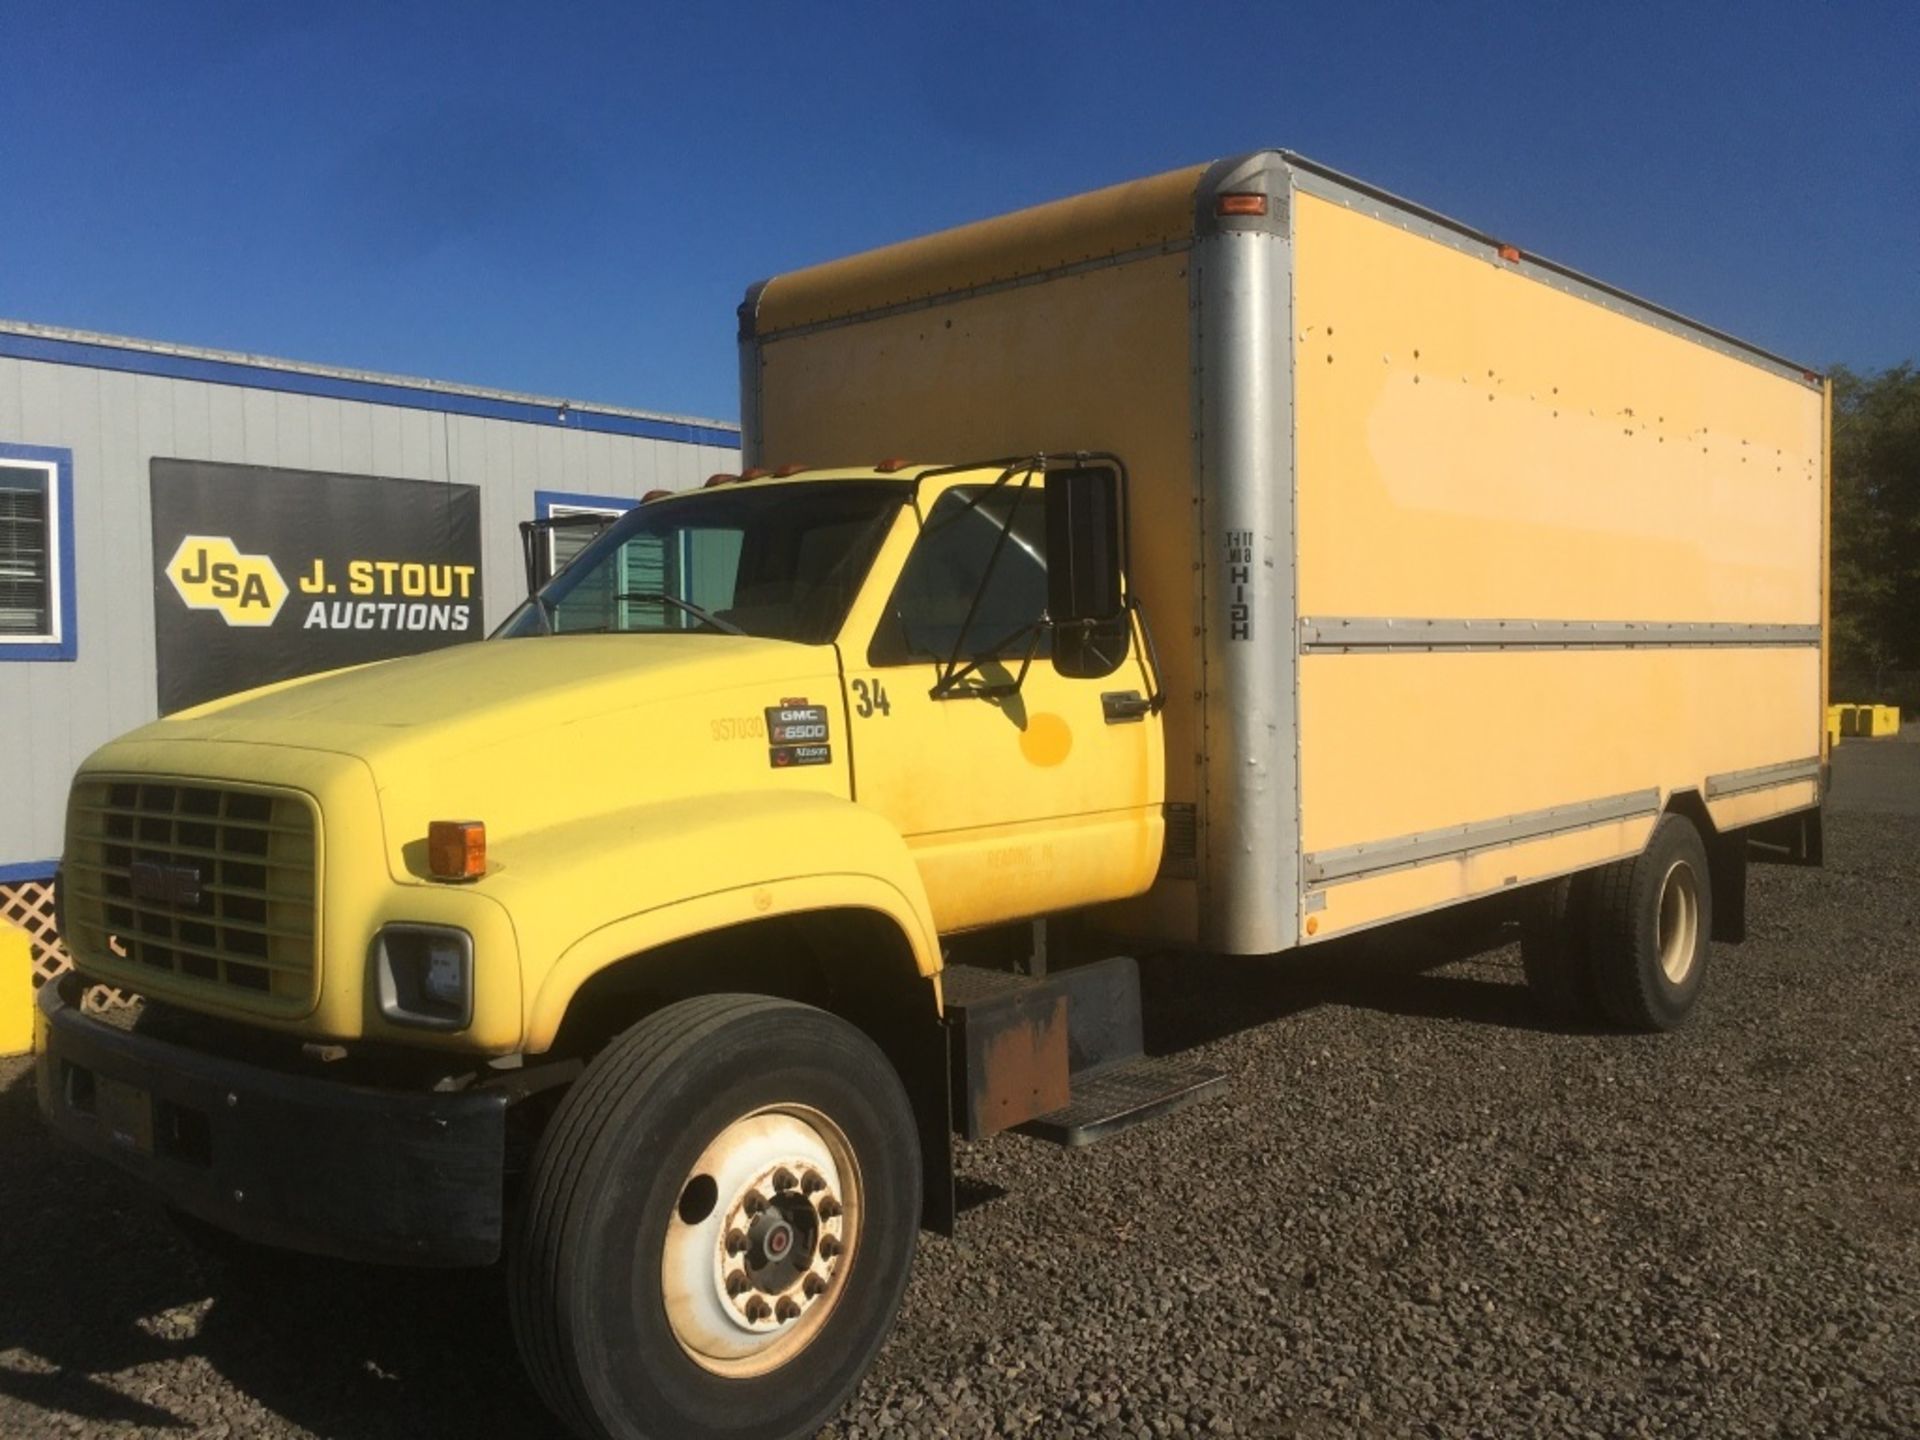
497,481,907,644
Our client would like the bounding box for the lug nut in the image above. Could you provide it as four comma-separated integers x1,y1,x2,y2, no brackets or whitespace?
725,1228,747,1255
726,1270,750,1296
744,1296,772,1323
801,1170,825,1195
819,1235,840,1260
743,1192,766,1216
776,1296,801,1322
772,1168,796,1193
803,1273,827,1298
817,1196,842,1220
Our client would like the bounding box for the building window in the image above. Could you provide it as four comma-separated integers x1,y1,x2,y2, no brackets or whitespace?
0,443,76,661
547,503,625,574
535,489,638,582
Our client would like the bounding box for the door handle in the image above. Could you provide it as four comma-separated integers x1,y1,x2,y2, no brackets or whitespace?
1102,690,1152,724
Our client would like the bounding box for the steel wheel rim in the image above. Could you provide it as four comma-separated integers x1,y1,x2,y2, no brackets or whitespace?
660,1104,863,1379
1657,859,1701,984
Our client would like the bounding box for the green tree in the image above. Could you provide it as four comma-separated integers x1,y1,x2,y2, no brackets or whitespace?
1830,363,1920,690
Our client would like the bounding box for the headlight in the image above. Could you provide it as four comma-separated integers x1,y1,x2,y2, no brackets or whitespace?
374,924,474,1031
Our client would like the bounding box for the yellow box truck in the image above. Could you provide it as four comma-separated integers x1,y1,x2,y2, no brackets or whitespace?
37,151,1827,1440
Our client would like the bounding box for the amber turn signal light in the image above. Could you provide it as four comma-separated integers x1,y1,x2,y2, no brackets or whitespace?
428,820,486,881
1216,193,1268,217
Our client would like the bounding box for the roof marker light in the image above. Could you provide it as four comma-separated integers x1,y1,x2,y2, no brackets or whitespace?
1216,193,1268,217
705,473,739,487
741,467,772,481
875,458,910,472
1497,244,1521,263
641,488,672,502
774,463,808,477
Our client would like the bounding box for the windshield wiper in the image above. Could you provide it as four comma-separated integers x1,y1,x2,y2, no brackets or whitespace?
612,591,748,636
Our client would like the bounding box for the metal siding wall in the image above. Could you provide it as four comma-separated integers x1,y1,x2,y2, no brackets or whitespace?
0,360,27,853
0,355,736,870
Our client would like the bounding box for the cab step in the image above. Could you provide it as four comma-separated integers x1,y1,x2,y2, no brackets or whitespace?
1018,1055,1229,1148
943,954,1226,1147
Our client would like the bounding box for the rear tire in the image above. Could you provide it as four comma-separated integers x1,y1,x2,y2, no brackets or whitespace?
1520,871,1602,1024
509,994,920,1440
1588,813,1713,1031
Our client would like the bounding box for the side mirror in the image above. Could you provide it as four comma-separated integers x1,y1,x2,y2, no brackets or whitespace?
1044,466,1123,625
1044,466,1129,680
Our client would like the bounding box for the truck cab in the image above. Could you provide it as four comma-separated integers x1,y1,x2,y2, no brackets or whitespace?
37,455,1177,1440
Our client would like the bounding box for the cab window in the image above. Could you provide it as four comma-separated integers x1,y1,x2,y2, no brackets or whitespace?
870,484,1050,666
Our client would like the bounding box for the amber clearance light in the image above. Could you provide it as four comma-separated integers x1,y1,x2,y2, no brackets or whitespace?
428,820,487,881
1216,192,1268,217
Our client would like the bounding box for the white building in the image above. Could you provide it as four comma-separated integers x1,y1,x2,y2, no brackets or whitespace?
0,318,738,969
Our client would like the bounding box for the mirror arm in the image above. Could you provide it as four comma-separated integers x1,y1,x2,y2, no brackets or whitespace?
930,621,1043,701
1127,595,1167,713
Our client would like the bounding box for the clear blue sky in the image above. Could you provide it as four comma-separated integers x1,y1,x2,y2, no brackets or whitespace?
2,1,1914,422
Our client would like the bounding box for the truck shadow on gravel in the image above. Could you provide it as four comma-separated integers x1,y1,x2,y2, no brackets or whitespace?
1136,898,1560,1056
0,1063,557,1439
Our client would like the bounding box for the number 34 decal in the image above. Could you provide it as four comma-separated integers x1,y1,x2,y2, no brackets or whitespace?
851,678,893,718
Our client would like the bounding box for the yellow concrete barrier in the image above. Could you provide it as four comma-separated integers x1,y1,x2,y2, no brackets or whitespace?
1,925,34,1058
1835,702,1903,739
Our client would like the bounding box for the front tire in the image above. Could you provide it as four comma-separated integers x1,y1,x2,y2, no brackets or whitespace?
1588,813,1713,1031
510,994,921,1440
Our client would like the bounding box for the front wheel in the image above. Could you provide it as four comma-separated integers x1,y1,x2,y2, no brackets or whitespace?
510,994,921,1440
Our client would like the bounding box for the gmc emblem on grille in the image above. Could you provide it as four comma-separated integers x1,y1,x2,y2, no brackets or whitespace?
130,861,203,908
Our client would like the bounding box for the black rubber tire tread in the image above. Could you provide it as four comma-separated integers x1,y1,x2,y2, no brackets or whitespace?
1520,871,1602,1025
512,993,745,1440
1587,813,1713,1032
509,992,920,1440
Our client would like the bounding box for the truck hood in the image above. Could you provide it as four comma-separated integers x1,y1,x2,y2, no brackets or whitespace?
154,634,835,762
116,635,853,883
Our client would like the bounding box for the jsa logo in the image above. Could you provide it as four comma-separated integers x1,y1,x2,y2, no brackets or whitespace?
165,536,290,627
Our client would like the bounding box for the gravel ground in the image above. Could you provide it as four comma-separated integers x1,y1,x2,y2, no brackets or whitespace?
3,740,1916,1439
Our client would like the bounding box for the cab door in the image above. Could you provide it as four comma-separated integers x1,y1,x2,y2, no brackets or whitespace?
838,474,1164,932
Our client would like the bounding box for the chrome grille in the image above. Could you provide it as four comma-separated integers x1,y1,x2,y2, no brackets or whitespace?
63,777,320,1014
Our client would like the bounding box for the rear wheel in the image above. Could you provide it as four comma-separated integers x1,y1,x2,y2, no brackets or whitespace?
1520,871,1602,1025
1587,813,1713,1031
510,994,920,1440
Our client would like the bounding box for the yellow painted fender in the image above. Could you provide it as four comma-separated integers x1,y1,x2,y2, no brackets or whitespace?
503,790,941,1053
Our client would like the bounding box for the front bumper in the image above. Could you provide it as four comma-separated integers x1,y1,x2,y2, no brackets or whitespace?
34,976,508,1266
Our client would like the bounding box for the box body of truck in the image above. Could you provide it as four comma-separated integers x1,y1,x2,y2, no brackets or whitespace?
739,150,1828,956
